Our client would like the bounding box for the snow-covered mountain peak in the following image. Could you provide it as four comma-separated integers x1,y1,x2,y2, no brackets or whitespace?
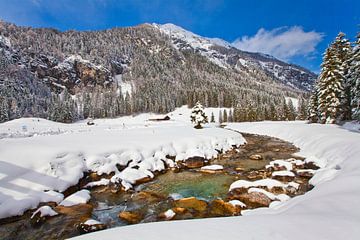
153,23,232,50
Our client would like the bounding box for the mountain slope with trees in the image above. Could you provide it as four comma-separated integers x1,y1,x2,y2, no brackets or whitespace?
0,21,314,123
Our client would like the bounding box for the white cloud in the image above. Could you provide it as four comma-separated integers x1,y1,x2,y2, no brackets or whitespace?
232,26,324,61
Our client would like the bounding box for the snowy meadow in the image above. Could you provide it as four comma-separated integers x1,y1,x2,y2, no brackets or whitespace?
0,106,359,240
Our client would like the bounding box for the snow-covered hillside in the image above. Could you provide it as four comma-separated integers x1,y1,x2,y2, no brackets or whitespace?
0,106,242,219
72,121,360,240
154,23,316,91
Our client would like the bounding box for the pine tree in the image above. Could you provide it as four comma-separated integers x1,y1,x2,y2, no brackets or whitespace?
287,100,296,121
349,31,360,120
223,109,228,122
317,43,346,124
210,112,215,123
218,109,223,123
333,32,352,120
296,98,307,120
190,101,208,129
228,109,233,122
0,97,9,123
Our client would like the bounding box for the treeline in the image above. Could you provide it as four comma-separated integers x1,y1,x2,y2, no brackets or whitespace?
308,31,360,123
209,98,307,124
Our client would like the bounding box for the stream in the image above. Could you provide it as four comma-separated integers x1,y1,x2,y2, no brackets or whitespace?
0,133,310,240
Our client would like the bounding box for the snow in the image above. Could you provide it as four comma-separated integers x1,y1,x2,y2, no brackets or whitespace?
0,106,244,219
31,206,58,219
84,178,110,188
271,170,295,177
73,121,360,240
153,23,231,69
285,97,299,109
266,159,293,171
200,165,223,171
115,74,133,97
163,209,176,219
341,121,360,133
84,219,102,225
228,200,246,208
229,179,286,191
59,190,91,207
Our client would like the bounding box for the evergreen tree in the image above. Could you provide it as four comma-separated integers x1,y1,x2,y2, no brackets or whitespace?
333,32,352,120
287,100,296,121
317,43,346,123
218,109,223,123
190,101,208,129
0,97,9,123
296,98,307,120
210,112,215,123
223,109,228,122
349,31,360,120
228,109,233,122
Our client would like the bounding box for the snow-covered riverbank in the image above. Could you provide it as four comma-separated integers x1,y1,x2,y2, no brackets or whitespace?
0,106,243,219
73,121,360,240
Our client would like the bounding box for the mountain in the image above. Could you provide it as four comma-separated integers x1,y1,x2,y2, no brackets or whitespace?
0,21,314,122
154,23,316,91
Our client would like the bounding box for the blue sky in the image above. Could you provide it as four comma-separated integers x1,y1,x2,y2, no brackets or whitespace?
0,0,359,72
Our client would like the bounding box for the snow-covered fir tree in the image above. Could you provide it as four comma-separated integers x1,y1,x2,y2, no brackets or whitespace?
190,101,208,129
333,32,352,120
210,112,215,123
223,109,228,122
348,31,360,120
218,109,223,123
317,41,346,123
307,87,319,123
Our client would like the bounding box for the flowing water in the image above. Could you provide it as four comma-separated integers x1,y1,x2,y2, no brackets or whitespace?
0,133,303,240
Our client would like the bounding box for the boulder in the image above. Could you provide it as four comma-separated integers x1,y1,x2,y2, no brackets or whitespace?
230,192,272,208
118,211,143,224
174,197,208,212
207,199,240,217
183,156,205,169
55,203,93,222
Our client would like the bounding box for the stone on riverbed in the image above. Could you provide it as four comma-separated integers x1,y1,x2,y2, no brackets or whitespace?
200,164,224,173
207,199,241,217
249,154,263,160
118,211,143,224
182,156,206,169
174,197,208,212
272,170,295,182
77,219,107,234
228,191,272,208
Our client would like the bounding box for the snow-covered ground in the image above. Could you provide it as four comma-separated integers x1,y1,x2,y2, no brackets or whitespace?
72,121,360,240
0,106,242,219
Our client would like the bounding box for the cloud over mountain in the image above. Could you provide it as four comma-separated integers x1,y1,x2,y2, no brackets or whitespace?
233,26,324,61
